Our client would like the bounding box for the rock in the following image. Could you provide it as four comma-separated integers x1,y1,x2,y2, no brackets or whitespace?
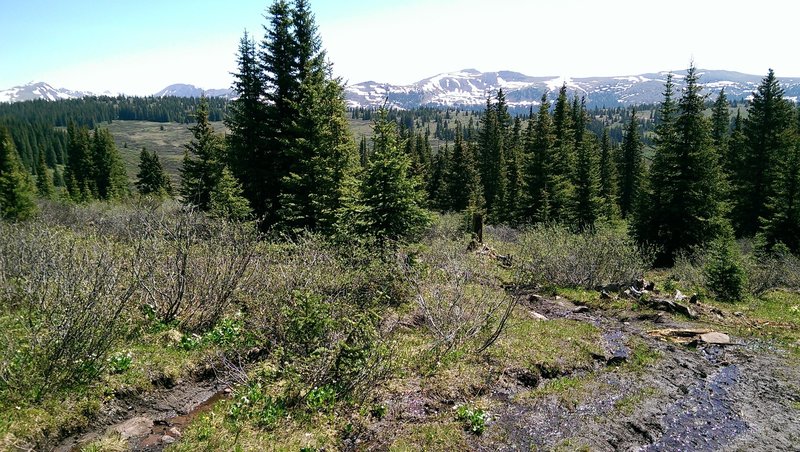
161,434,176,444
573,305,590,314
112,417,154,440
734,311,744,317
600,290,612,300
629,286,643,297
689,293,699,304
223,387,232,394
528,294,543,302
169,427,182,438
698,332,731,345
530,310,548,321
675,290,687,301
158,329,183,347
555,295,562,301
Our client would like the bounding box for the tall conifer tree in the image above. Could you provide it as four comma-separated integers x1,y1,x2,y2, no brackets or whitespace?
0,127,37,220
732,69,795,236
636,66,725,263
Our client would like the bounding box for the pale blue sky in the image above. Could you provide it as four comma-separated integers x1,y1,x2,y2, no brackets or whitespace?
1,0,798,94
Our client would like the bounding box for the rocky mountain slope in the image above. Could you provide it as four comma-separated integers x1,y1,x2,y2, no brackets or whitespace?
4,69,800,108
344,69,800,109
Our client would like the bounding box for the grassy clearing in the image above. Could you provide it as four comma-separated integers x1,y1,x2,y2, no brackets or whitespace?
489,312,604,377
107,120,226,186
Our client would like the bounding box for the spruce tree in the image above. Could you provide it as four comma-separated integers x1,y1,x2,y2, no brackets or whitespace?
226,31,268,213
571,103,602,230
209,167,252,221
636,66,725,264
446,122,483,213
759,132,800,252
347,108,430,243
428,142,450,210
521,94,558,223
64,122,94,201
136,148,173,197
733,69,795,236
92,128,129,200
0,127,37,220
598,128,620,220
618,110,643,218
35,152,55,199
227,0,356,232
180,97,224,210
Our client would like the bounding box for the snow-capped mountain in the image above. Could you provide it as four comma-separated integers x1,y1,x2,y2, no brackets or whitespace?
153,83,234,99
0,82,96,103
345,69,800,109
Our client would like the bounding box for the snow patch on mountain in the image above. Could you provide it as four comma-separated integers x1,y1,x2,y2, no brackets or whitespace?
345,69,800,109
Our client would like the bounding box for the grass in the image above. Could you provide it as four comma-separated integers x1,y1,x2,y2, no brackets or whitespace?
613,387,659,414
169,406,341,452
489,311,604,377
0,331,220,450
623,340,662,373
389,421,468,452
701,289,800,356
107,120,226,187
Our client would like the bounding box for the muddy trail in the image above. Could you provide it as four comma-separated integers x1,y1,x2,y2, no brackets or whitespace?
471,294,800,451
54,379,229,451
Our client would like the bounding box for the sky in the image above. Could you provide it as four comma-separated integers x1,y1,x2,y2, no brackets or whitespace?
1,0,799,95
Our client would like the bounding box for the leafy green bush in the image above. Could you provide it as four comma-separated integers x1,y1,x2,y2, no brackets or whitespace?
106,352,133,374
455,404,487,435
517,224,652,289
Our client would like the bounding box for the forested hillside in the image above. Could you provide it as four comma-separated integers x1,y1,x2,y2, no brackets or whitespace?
1,0,799,450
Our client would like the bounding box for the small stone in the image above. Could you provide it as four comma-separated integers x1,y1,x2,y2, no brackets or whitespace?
169,427,182,438
224,387,232,394
528,294,543,302
530,310,548,321
698,332,731,345
555,295,562,301
734,311,744,317
600,290,612,300
573,305,590,313
112,417,154,440
675,290,687,301
161,434,176,444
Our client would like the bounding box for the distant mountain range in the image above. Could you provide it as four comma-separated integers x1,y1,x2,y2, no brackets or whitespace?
344,69,800,109
3,69,800,108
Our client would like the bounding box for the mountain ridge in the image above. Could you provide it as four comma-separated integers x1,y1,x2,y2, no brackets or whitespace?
3,69,800,108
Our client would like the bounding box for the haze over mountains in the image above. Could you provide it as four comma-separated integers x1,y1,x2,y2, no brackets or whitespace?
3,69,800,108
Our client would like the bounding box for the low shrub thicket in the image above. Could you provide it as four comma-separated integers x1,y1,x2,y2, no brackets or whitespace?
516,224,652,290
409,238,515,359
0,223,140,402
